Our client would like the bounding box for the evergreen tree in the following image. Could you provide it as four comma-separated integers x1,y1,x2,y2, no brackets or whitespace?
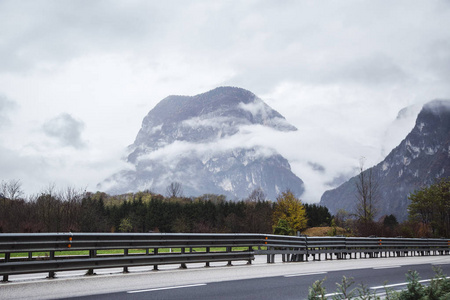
304,204,332,227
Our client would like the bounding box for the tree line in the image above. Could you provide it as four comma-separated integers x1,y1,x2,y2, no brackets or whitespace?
335,170,450,238
0,181,331,234
1,177,448,237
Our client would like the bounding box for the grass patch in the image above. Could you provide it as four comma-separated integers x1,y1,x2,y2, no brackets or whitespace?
0,246,254,259
303,226,348,237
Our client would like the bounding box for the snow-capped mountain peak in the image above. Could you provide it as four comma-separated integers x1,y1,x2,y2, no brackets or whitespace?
100,87,304,200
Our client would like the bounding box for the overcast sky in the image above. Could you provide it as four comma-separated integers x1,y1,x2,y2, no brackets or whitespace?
1,1,450,201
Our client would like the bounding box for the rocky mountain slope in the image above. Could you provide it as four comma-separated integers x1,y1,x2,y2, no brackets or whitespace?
320,100,450,221
100,87,304,200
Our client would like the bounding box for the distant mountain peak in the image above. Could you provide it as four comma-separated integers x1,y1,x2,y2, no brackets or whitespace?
100,87,304,200
422,99,450,113
140,86,295,130
320,99,450,221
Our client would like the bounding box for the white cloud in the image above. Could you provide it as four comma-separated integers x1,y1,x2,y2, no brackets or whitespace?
136,125,280,165
42,113,86,148
238,100,266,117
0,0,450,199
181,116,231,130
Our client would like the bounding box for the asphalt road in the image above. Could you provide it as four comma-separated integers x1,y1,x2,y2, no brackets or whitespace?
1,255,450,299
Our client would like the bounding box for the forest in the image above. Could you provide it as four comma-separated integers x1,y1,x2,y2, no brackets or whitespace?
0,178,448,238
0,183,330,234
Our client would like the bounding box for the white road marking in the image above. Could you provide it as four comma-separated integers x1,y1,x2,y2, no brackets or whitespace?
324,292,342,296
370,277,450,290
373,266,401,269
284,271,327,277
127,283,207,293
371,282,408,289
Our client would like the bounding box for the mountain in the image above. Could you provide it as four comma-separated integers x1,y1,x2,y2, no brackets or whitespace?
320,99,450,221
100,87,304,200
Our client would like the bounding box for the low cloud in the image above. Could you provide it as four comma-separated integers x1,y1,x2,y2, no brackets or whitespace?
181,116,231,130
238,100,269,119
42,113,86,149
137,124,281,165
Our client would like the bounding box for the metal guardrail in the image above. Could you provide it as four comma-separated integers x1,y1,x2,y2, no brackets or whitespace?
261,235,450,263
1,233,449,282
258,234,307,263
0,233,261,282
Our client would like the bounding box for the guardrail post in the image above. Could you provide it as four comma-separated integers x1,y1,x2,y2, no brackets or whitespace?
180,248,187,269
153,248,159,270
2,253,10,282
48,251,55,278
123,249,129,273
304,236,309,262
266,246,275,263
205,247,210,267
247,247,252,265
227,247,232,266
87,250,96,275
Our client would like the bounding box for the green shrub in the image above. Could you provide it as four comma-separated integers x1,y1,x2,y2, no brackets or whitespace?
306,268,450,299
308,278,327,300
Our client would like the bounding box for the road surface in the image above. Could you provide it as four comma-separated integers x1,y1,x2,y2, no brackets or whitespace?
1,255,449,299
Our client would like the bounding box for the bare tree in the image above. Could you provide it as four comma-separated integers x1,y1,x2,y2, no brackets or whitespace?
1,179,24,201
61,186,85,231
246,187,267,202
1,180,24,232
34,184,65,232
165,182,183,199
355,157,379,224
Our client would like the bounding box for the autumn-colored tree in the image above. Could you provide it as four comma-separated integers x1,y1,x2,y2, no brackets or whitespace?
272,190,308,235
